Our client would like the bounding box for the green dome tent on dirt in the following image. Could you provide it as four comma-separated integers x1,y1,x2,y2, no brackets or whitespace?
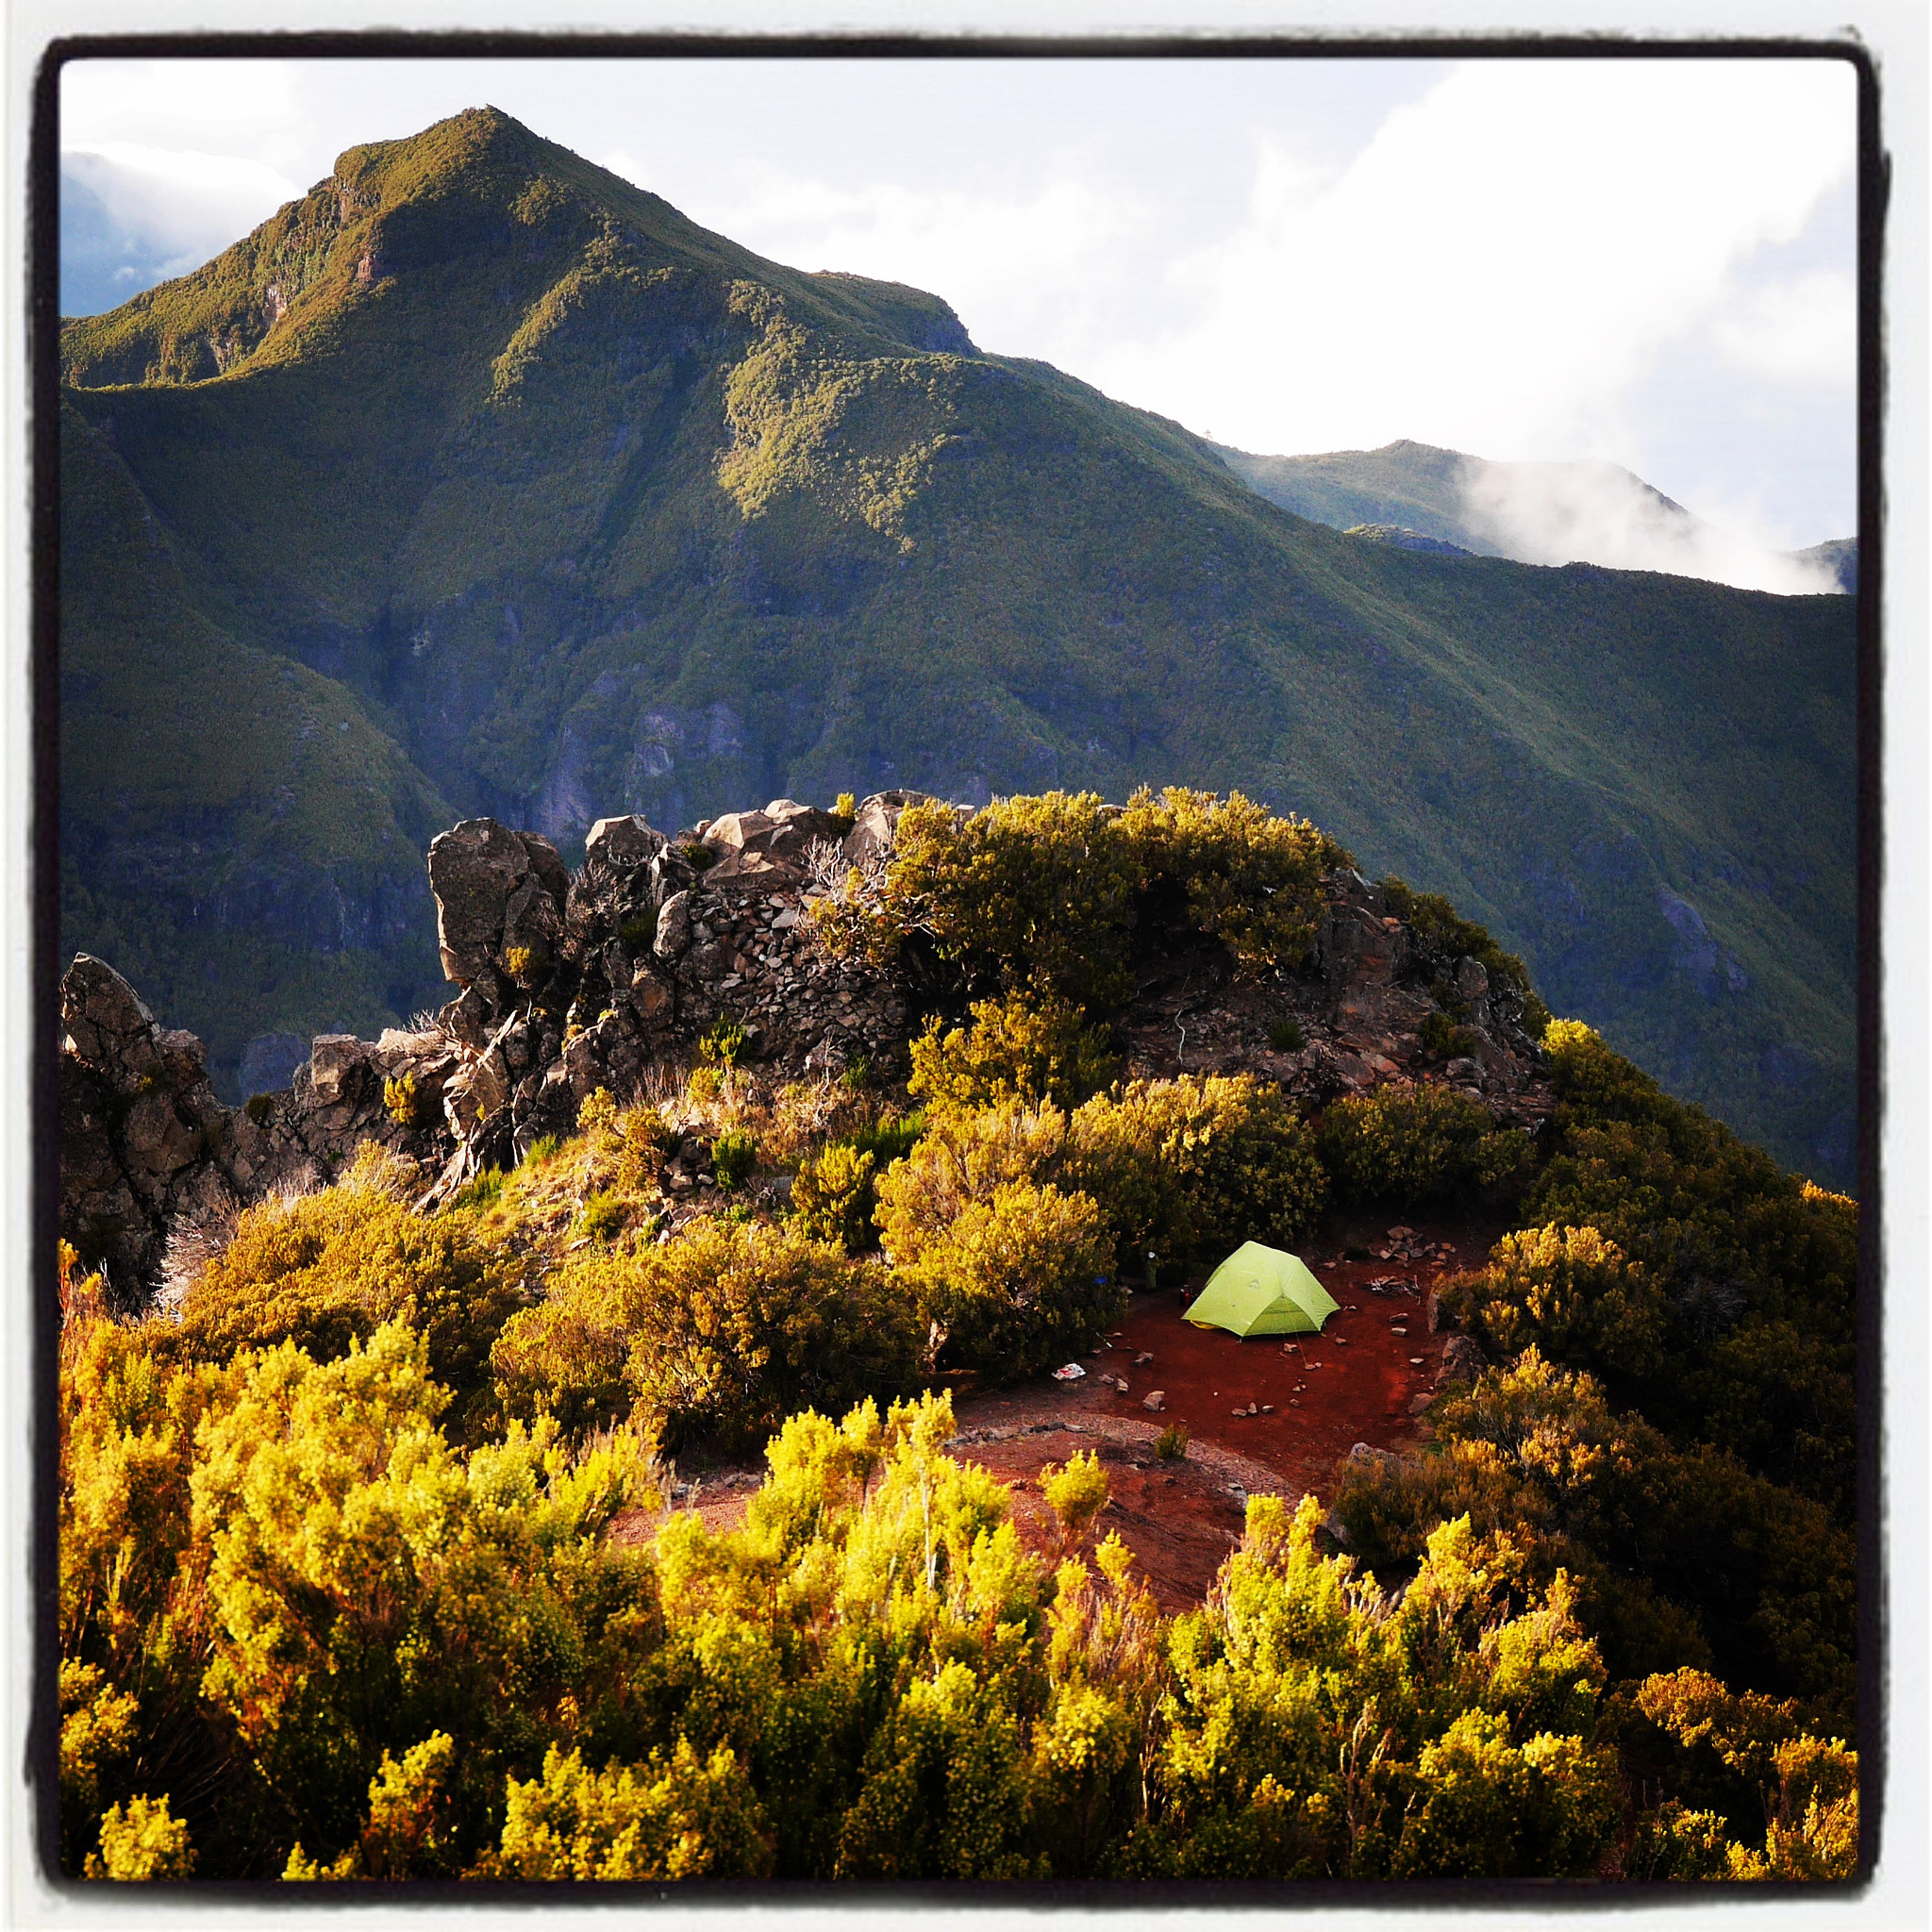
1184,1241,1339,1338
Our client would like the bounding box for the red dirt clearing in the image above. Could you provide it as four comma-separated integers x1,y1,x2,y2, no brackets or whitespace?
658,1217,1504,1607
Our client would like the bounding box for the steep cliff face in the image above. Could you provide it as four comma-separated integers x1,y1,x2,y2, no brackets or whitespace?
58,791,1555,1304
58,108,1857,1180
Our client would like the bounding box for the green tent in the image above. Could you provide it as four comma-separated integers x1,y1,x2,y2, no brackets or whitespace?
1183,1241,1339,1338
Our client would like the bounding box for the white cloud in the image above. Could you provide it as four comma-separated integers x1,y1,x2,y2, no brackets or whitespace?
64,144,305,288
601,147,1149,362
1461,458,1840,594
1082,59,1856,463
1708,270,1857,386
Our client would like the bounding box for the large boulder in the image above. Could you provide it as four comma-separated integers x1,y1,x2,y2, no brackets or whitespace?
1317,870,1404,991
585,813,665,871
61,954,164,1092
703,801,848,878
426,818,568,987
841,790,939,869
58,955,233,1301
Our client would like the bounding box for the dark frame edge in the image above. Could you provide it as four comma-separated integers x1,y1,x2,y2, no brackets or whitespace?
1851,31,1889,1897
28,33,65,1895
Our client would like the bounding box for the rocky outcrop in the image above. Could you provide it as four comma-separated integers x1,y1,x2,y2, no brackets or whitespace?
59,789,1557,1303
1114,868,1550,1129
427,818,570,989
59,957,459,1305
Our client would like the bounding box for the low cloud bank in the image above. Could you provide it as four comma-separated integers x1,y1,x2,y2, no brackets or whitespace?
1460,458,1843,595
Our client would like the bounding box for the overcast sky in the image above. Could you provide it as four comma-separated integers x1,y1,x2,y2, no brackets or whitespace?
59,53,1858,550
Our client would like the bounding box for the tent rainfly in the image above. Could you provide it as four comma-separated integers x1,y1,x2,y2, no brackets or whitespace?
1183,1241,1339,1338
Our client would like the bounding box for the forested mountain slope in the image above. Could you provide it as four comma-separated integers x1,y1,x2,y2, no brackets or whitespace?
58,108,1857,1180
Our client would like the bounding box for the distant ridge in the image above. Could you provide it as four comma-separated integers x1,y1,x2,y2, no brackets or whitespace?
1220,439,1853,596
1790,537,1858,594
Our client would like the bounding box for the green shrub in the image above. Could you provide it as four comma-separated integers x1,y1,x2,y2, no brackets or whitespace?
697,1014,748,1069
523,1134,562,1168
908,990,1117,1117
901,1177,1119,1382
838,1052,872,1092
710,1128,758,1193
1133,1499,1621,1880
1441,1223,1670,1382
571,1189,627,1245
791,1144,879,1255
1328,1348,1857,1719
244,1091,275,1125
1117,787,1345,974
1039,1449,1109,1553
1268,1018,1305,1054
1153,1423,1190,1462
494,1217,921,1451
383,1072,426,1129
619,908,658,953
614,1107,674,1192
873,1100,1074,1264
89,1795,194,1880
831,791,858,830
176,1154,518,1421
1419,1011,1482,1058
1523,1020,1858,1509
1069,1074,1329,1264
874,1076,1325,1276
489,1740,773,1881
503,943,543,985
843,1110,925,1169
816,788,1350,1008
448,1166,506,1212
1317,1084,1512,1208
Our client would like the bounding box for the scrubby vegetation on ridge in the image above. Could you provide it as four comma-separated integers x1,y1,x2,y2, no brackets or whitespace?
57,786,1860,1885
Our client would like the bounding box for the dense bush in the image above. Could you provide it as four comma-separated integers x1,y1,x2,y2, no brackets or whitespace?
1440,1223,1671,1383
173,1146,517,1425
1318,1084,1528,1208
1124,1500,1620,1878
901,1178,1119,1381
791,1142,878,1255
875,1076,1327,1278
908,990,1118,1116
1328,1350,1857,1724
1116,786,1342,972
483,1740,773,1880
872,1098,1076,1260
59,1315,657,1880
491,1217,922,1451
1631,1670,1858,1880
816,788,1348,1008
828,791,1142,1006
1526,1021,1857,1509
709,1127,758,1192
1068,1074,1329,1264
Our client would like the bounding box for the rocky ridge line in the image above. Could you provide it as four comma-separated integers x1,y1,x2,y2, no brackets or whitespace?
59,791,1553,1304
